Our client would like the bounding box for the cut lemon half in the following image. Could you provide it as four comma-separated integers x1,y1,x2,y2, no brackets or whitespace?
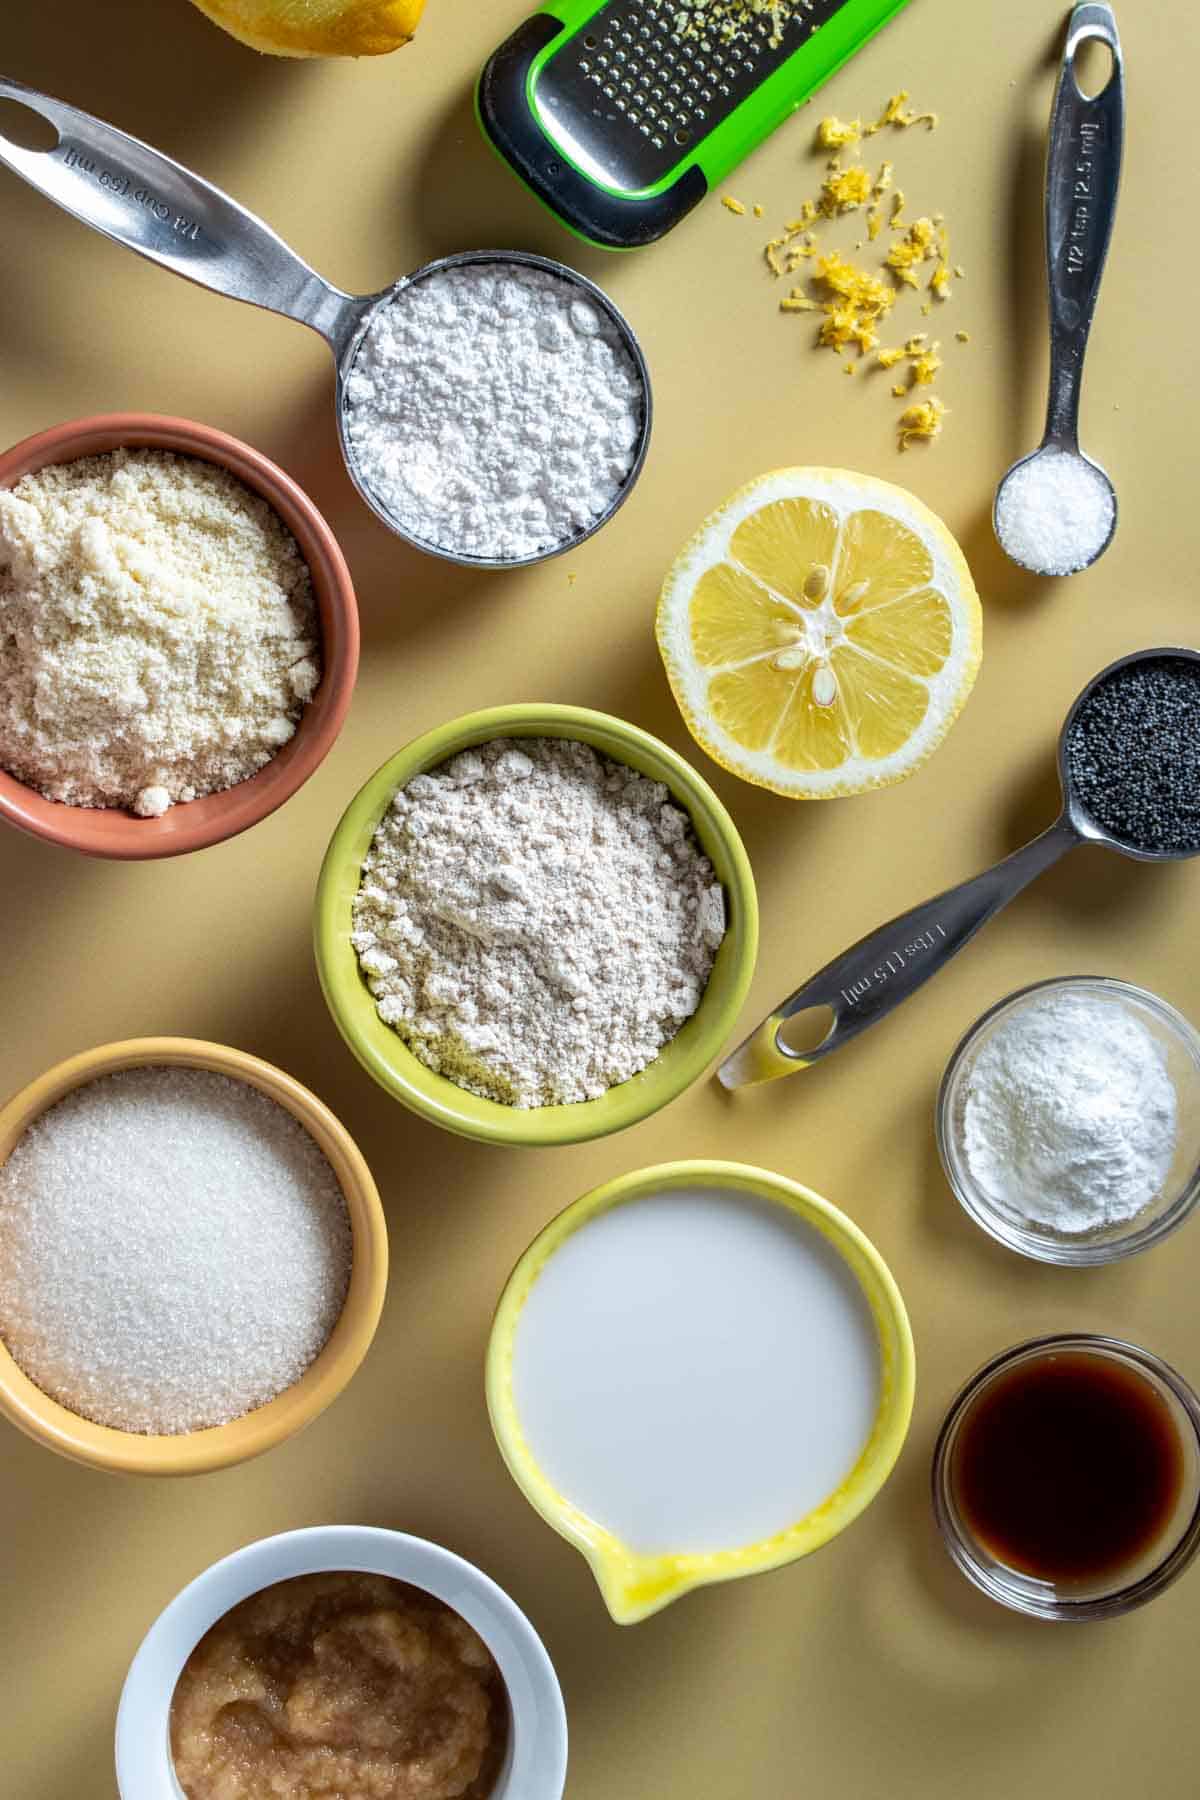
188,0,424,57
657,468,982,799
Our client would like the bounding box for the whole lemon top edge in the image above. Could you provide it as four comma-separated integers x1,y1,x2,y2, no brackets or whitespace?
188,0,426,58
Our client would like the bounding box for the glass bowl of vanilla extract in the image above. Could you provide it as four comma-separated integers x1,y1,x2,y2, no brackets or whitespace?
932,1334,1200,1620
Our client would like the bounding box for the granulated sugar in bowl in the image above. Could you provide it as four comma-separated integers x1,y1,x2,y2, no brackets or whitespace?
0,1039,387,1474
316,704,758,1148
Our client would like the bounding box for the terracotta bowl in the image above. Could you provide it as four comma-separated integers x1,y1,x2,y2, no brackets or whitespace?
0,414,359,859
0,1038,388,1476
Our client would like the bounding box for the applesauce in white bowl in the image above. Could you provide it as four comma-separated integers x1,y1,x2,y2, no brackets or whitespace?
116,1526,567,1800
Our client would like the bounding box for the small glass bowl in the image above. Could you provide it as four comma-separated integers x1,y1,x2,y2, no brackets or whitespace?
936,976,1200,1265
932,1334,1200,1621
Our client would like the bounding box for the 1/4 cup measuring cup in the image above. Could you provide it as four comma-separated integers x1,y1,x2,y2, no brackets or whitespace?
0,77,652,570
720,647,1200,1088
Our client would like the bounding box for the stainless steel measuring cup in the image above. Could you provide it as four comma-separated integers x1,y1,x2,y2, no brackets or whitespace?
0,77,652,570
719,647,1200,1090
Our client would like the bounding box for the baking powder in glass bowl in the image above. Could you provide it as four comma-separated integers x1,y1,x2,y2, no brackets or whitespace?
937,977,1200,1263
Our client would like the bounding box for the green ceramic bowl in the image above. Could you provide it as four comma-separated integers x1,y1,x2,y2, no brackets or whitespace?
314,704,758,1148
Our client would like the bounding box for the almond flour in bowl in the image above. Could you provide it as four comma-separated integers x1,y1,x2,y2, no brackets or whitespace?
0,447,321,817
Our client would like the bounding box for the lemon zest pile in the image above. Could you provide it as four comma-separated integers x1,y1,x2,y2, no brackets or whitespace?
816,115,863,150
886,216,938,287
722,195,747,215
898,397,947,448
864,89,939,134
912,346,942,384
756,90,963,447
675,0,802,48
876,336,942,390
819,91,939,148
809,252,896,353
819,165,874,214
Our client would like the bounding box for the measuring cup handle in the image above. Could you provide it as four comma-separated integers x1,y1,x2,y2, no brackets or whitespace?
0,76,363,351
717,820,1081,1089
1043,4,1124,447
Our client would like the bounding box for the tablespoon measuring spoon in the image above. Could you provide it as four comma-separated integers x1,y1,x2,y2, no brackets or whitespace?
719,647,1200,1090
0,77,652,570
993,3,1124,577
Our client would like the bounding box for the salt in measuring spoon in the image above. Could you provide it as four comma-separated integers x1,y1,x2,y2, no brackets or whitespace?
993,3,1124,577
0,77,652,571
719,647,1200,1090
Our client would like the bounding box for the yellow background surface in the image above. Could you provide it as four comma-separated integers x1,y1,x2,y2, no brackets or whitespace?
1,2,1197,1795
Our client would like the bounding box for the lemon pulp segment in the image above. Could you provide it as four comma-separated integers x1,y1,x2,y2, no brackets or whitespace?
657,468,981,798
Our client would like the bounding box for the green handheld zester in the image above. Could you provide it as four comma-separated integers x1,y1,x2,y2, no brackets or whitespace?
477,0,915,250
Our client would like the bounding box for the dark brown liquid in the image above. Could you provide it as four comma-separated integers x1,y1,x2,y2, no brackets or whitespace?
954,1352,1187,1582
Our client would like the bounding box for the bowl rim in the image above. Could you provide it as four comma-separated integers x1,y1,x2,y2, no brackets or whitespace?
935,973,1200,1265
0,1037,387,1475
485,1158,916,1623
0,412,359,860
313,703,759,1148
930,1332,1200,1620
114,1524,568,1800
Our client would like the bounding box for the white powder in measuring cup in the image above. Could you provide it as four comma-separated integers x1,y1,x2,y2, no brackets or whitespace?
994,448,1114,575
351,737,726,1107
961,989,1178,1234
342,263,644,561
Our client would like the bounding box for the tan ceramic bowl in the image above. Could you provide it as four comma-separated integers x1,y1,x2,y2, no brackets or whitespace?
0,414,359,859
0,1038,387,1475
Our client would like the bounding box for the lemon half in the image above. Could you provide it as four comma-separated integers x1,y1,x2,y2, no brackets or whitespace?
189,0,424,57
656,467,982,799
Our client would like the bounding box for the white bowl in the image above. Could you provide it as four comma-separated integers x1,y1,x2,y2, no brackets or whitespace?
115,1525,568,1799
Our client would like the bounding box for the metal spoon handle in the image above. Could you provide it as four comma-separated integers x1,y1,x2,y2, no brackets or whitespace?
717,819,1081,1088
0,76,363,352
1043,4,1124,447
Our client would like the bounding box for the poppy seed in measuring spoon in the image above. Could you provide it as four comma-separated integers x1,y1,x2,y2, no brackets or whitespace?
336,251,653,570
0,84,651,570
1063,652,1200,857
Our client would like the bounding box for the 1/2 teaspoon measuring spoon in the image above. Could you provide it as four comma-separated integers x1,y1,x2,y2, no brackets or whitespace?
719,647,1200,1091
993,2,1124,577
